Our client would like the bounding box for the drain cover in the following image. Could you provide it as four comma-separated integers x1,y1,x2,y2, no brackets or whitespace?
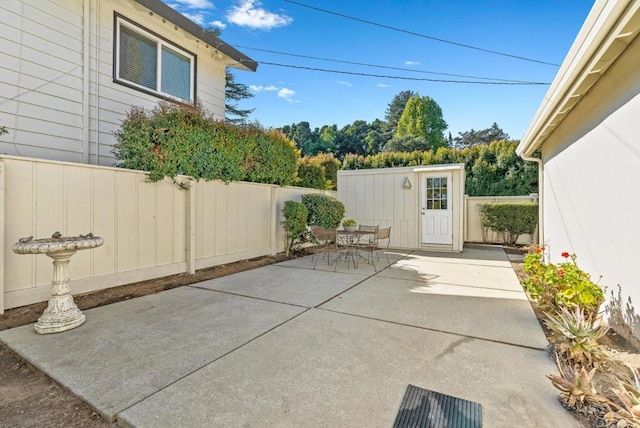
393,384,482,428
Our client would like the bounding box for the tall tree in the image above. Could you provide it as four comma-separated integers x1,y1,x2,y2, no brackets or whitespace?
453,122,510,148
225,70,254,124
207,27,255,124
384,90,417,136
396,95,448,150
334,120,370,158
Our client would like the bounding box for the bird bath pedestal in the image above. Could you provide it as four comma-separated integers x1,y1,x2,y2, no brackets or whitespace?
12,233,104,334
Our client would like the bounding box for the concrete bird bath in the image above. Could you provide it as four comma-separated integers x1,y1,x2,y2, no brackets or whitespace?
12,232,104,334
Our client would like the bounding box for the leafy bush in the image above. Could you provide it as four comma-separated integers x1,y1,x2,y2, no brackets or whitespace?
479,202,538,244
282,201,308,256
113,101,299,184
301,194,345,229
296,153,341,190
521,249,605,318
297,158,328,190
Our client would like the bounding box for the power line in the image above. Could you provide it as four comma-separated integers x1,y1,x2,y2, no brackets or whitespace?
284,0,560,67
236,45,548,84
257,61,550,85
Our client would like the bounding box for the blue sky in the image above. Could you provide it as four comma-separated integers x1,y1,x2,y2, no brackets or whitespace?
168,0,594,139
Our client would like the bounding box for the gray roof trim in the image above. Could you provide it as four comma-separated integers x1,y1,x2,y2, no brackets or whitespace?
134,0,258,72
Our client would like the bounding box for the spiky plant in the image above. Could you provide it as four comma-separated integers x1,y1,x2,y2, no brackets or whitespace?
544,306,608,367
547,365,598,409
606,365,640,425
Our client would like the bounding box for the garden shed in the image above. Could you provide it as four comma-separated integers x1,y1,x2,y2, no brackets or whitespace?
337,164,465,252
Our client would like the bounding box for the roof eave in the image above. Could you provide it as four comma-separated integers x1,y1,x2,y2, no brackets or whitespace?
517,0,639,157
133,0,258,72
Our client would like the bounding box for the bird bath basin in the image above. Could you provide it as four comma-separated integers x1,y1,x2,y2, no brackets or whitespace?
12,233,104,334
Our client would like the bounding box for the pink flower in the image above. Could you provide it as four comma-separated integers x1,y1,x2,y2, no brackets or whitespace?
535,247,543,254
557,269,565,277
561,252,570,258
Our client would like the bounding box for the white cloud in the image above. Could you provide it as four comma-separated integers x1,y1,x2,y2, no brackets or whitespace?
182,12,205,25
338,81,352,87
377,83,391,88
405,61,420,67
227,0,293,30
278,88,295,98
209,20,227,29
173,0,214,8
250,85,279,92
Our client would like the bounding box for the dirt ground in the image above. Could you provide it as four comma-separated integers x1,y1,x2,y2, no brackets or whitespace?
2,248,639,427
0,254,288,428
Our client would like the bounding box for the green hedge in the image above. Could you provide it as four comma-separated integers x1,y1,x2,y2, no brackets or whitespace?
301,194,345,229
479,202,538,244
113,101,299,185
341,141,538,196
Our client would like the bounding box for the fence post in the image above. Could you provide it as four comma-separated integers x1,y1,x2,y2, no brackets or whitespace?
270,186,278,256
0,159,4,314
186,178,196,274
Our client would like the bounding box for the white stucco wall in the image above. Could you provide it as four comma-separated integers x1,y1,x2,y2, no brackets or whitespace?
541,31,640,340
0,0,232,166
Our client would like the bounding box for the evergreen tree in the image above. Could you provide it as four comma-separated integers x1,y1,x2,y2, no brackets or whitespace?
395,95,447,150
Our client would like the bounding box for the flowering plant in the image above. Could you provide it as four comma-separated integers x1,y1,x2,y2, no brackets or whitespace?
521,247,604,318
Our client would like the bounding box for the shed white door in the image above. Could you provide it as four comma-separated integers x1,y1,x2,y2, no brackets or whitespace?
421,173,453,245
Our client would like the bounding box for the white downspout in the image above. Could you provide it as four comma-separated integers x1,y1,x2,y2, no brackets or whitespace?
520,154,544,246
82,0,90,164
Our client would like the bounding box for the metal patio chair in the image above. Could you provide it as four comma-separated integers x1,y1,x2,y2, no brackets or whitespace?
309,226,351,271
359,227,392,271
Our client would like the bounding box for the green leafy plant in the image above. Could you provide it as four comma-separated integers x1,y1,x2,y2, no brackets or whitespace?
301,194,345,229
342,219,357,227
479,202,538,244
281,201,308,256
544,306,608,367
113,101,299,185
521,248,605,318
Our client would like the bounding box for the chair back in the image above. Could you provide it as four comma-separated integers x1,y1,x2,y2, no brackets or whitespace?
376,227,391,241
310,226,336,243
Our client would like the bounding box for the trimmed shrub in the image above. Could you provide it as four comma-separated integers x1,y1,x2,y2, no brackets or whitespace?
479,202,538,245
113,101,299,185
297,158,328,190
313,153,340,190
282,201,309,256
301,194,345,229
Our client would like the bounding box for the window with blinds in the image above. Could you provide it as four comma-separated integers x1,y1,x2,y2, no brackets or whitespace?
115,16,194,102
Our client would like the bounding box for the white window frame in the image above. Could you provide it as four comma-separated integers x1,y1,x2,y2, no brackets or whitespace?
114,15,196,103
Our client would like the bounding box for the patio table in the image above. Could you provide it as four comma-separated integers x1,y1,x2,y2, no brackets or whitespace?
337,229,376,268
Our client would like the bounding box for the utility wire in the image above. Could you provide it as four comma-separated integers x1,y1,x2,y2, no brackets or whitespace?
284,0,560,67
257,61,549,85
236,45,547,84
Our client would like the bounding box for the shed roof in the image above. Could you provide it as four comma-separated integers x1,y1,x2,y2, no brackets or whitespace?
517,0,640,157
134,0,258,72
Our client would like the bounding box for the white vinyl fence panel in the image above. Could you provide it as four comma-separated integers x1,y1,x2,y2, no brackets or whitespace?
464,195,539,245
0,155,335,312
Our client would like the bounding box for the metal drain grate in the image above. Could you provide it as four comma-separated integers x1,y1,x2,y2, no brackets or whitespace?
392,384,482,428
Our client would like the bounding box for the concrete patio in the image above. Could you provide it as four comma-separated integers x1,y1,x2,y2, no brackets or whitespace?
0,245,580,427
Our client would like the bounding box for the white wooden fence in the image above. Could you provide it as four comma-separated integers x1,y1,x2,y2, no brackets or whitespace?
464,194,539,245
0,155,333,313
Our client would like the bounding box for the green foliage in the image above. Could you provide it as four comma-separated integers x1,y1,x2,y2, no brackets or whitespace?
281,201,309,256
0,120,7,136
396,95,447,149
297,158,328,190
384,90,417,136
382,136,431,153
479,202,538,244
342,218,357,227
301,194,345,229
521,249,605,319
453,122,510,148
113,102,299,185
544,306,608,368
341,140,538,196
225,70,254,124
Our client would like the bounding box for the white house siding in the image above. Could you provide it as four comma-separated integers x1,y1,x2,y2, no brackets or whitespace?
0,0,85,162
540,31,640,339
0,0,229,167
